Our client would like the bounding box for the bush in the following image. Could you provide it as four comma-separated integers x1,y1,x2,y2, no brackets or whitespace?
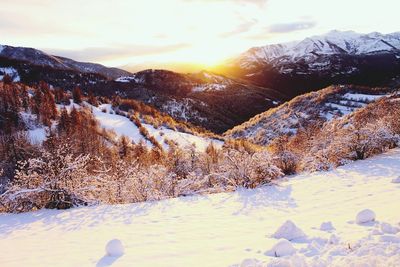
0,145,104,212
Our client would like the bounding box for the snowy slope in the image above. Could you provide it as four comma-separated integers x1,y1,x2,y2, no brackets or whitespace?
91,104,222,151
225,85,394,145
1,148,399,267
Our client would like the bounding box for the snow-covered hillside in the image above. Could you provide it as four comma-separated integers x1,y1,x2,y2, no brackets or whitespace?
235,30,400,72
55,100,222,151
225,85,395,145
90,103,222,151
1,148,399,266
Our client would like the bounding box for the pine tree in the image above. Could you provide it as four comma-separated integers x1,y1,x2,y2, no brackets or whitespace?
88,90,98,106
58,108,71,134
72,87,82,104
2,74,13,84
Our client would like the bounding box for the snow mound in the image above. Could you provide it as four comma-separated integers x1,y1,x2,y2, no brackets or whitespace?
320,221,335,231
356,209,376,224
105,239,124,257
391,176,400,183
371,229,383,235
266,239,296,257
328,234,340,245
272,220,306,240
380,222,400,234
379,235,400,243
266,258,292,267
238,258,264,267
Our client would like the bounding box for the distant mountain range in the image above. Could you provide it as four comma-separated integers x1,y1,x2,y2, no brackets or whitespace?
221,30,400,97
0,30,399,133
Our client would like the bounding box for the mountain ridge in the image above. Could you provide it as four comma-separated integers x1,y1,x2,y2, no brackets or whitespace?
219,30,400,98
0,44,132,79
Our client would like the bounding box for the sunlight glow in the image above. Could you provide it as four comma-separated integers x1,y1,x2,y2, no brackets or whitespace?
0,0,399,72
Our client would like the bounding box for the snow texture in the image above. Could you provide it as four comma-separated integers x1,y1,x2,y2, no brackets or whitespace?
1,149,400,266
356,209,376,224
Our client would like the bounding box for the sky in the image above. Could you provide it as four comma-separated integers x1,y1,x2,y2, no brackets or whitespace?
1,0,399,72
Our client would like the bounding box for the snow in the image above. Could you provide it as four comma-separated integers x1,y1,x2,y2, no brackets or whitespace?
105,239,124,257
325,102,354,114
89,103,221,151
192,83,227,92
356,209,376,224
115,75,144,84
271,220,306,240
265,239,296,257
0,67,20,82
57,100,80,112
0,45,4,53
161,98,208,123
1,148,400,266
143,123,223,151
20,112,47,144
238,30,400,73
380,222,399,235
391,176,400,183
91,104,150,145
27,128,47,144
342,93,386,102
379,235,400,243
320,222,335,232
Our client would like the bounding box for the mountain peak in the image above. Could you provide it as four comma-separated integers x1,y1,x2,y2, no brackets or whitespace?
233,30,400,71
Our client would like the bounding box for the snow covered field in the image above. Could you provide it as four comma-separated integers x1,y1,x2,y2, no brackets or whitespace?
1,149,399,267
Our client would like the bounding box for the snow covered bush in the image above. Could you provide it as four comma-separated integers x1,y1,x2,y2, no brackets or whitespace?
0,145,105,212
216,148,283,189
269,136,299,174
342,120,397,161
139,165,177,201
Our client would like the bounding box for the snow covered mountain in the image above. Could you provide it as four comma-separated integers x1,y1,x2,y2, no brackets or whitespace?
0,44,131,79
235,30,400,71
1,147,399,266
222,30,400,98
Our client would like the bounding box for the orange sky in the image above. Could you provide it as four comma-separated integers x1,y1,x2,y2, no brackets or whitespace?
1,0,399,72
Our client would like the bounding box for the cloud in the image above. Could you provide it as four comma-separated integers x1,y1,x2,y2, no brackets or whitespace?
219,19,258,38
45,43,191,62
0,12,84,37
267,21,317,33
